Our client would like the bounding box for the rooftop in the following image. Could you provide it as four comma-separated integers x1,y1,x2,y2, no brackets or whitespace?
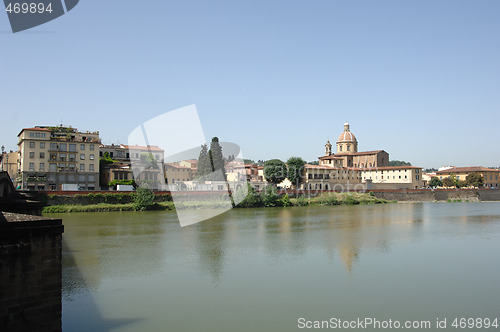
436,166,500,174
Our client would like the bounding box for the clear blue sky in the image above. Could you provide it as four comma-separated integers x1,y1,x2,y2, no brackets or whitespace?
1,0,499,168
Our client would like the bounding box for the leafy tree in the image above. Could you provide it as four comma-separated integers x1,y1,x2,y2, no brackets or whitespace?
466,172,483,188
280,194,292,207
140,152,159,169
108,179,136,187
455,180,467,188
442,176,456,188
429,177,442,188
133,187,155,211
243,159,256,165
308,161,319,165
286,156,306,188
261,185,282,207
424,168,438,173
389,160,412,166
234,183,263,208
99,152,117,172
263,159,287,185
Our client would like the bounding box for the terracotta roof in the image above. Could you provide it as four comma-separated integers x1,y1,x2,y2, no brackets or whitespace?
337,131,357,142
364,166,422,170
121,144,164,152
305,164,361,171
334,150,386,156
318,155,345,160
17,127,51,136
306,164,335,169
436,166,500,174
165,163,192,169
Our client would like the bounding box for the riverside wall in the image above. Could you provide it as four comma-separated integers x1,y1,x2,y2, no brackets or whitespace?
0,212,64,332
38,189,500,204
371,189,500,202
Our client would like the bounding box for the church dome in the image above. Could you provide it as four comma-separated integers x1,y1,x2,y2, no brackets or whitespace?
337,122,357,142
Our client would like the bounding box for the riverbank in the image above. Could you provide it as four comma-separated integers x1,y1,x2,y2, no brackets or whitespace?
41,192,393,213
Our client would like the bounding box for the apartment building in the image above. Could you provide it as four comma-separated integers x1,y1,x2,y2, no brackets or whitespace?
436,166,500,188
18,126,100,190
100,144,165,189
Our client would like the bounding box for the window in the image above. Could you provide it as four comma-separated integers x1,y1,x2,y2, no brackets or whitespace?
60,143,67,151
90,145,95,151
69,164,76,171
89,164,94,171
39,163,45,171
59,153,67,162
29,142,35,148
40,152,45,159
40,142,45,149
68,174,76,182
49,164,57,172
78,175,86,182
69,144,76,152
80,164,85,171
80,154,85,160
347,145,350,151
69,154,76,162
80,144,85,151
58,174,65,181
339,146,342,152
29,162,35,171
50,143,57,150
29,132,34,137
88,175,95,182
29,152,35,158
89,154,95,160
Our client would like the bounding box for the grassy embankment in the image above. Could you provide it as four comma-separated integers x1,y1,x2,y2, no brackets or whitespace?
42,191,394,213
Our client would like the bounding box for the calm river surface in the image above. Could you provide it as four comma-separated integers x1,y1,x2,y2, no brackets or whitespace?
52,202,500,331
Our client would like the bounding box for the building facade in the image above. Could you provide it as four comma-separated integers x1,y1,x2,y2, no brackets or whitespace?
100,144,165,189
303,122,423,190
0,150,20,184
18,126,100,191
436,167,500,188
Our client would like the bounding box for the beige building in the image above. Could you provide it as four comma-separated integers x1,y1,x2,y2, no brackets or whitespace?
304,164,364,191
319,122,389,168
1,150,20,185
302,122,423,190
362,166,423,189
17,126,100,190
165,163,194,185
436,166,500,188
99,144,165,189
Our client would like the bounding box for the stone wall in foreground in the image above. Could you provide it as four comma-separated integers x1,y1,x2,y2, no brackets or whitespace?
0,213,64,332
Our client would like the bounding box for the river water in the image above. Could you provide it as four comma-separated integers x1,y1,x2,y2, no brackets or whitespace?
53,202,500,331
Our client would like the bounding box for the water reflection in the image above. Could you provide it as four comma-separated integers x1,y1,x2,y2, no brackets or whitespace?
57,202,500,332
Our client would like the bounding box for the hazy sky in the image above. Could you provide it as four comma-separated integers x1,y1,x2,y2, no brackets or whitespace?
1,0,499,168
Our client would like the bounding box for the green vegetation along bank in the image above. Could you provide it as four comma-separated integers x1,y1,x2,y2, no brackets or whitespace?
41,188,394,213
